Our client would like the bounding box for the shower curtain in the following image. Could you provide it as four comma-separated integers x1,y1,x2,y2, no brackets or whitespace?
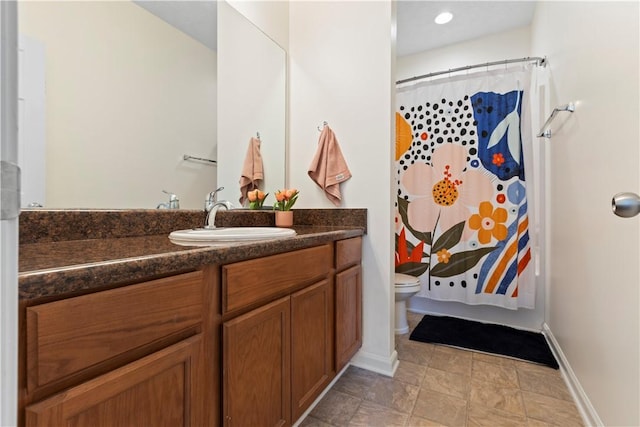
395,67,535,309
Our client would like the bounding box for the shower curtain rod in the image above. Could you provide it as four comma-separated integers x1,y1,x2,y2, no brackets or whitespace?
396,56,546,85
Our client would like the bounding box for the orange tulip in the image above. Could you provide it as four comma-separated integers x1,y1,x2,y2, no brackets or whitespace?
285,189,297,199
247,189,258,202
273,188,299,210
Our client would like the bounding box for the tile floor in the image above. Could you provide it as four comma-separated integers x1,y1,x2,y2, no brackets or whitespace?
300,312,583,427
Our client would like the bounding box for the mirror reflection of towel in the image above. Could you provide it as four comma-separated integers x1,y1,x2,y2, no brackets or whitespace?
239,137,263,205
308,126,352,206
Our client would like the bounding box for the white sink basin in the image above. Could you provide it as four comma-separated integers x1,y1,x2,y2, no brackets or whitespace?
169,227,296,246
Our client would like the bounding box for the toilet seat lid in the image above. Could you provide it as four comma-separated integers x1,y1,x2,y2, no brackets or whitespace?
395,273,420,285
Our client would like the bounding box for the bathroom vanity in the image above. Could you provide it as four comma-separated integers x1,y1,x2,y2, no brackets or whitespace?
17,209,365,426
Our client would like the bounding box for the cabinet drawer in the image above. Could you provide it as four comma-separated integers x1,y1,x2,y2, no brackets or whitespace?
335,237,362,271
222,244,332,314
26,271,204,391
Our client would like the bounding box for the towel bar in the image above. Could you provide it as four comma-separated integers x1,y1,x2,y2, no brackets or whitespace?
537,102,575,138
183,154,217,165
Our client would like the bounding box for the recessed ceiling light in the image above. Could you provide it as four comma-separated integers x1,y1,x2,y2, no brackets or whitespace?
434,12,453,25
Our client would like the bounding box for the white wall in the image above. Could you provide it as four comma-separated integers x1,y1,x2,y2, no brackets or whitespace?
531,2,639,426
397,26,547,331
289,1,397,375
217,1,286,205
19,1,217,209
397,26,532,82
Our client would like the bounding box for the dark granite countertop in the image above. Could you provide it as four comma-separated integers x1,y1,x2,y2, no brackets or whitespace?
19,209,366,302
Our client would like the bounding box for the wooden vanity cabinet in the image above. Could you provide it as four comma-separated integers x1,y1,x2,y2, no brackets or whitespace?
20,268,217,427
20,235,363,427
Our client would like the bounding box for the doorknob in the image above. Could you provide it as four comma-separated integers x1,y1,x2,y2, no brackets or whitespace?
612,192,640,218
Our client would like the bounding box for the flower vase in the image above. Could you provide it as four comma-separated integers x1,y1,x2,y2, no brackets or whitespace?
275,210,293,227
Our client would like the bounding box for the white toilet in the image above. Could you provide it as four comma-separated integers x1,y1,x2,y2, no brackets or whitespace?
394,273,421,334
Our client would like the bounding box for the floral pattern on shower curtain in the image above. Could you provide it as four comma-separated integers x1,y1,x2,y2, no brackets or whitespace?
395,68,535,309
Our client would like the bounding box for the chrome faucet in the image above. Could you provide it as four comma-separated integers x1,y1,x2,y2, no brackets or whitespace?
157,190,179,209
204,187,232,229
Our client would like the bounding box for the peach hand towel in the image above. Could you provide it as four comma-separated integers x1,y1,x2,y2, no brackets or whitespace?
308,126,352,206
239,137,264,205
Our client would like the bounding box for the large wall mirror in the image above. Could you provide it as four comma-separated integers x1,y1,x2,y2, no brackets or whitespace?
18,0,286,210
216,1,286,206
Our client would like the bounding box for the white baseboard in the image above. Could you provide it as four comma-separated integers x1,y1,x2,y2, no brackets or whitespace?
542,323,603,427
349,348,399,377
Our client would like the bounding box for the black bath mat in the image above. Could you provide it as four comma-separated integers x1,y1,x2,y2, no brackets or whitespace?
410,315,559,369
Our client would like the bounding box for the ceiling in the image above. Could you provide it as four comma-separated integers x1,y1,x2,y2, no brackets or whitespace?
396,1,536,56
133,0,217,51
133,1,536,56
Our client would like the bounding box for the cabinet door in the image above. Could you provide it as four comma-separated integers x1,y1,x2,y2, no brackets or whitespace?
335,265,362,372
291,279,334,422
25,335,204,427
223,296,291,427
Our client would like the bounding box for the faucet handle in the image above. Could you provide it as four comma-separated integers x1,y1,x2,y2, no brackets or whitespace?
161,190,179,209
207,186,225,203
